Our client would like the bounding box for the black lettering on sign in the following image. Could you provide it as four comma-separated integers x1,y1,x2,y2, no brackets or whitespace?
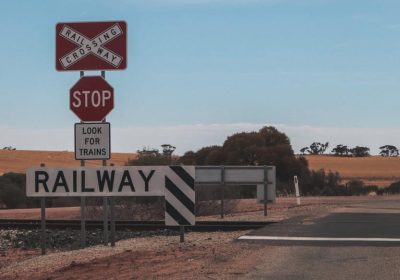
97,170,115,192
73,171,78,192
35,171,49,192
52,171,69,193
118,170,135,192
81,171,94,192
138,170,155,192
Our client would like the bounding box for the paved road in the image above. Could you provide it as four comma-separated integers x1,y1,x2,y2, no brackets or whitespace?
242,200,400,279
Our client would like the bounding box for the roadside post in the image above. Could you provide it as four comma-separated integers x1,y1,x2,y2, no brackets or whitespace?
294,175,301,206
40,163,46,255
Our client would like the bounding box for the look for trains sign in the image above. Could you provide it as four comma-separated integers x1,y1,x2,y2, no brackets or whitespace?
56,21,127,71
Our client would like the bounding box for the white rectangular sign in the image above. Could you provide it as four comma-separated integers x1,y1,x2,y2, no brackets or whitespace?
26,166,168,197
75,122,110,160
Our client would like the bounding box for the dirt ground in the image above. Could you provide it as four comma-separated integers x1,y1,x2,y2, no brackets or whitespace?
1,195,397,280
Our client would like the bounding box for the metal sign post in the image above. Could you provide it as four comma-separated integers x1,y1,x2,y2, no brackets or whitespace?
101,70,109,246
40,163,46,255
110,163,116,247
80,159,86,248
79,71,87,249
220,166,225,219
263,166,268,216
110,196,116,246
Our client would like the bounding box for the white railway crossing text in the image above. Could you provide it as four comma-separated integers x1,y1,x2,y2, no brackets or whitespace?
59,24,123,69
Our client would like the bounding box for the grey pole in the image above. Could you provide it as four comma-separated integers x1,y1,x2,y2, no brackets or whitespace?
80,160,86,248
101,70,109,245
220,166,225,219
110,164,116,247
40,163,46,255
79,70,86,248
110,196,116,246
263,166,268,216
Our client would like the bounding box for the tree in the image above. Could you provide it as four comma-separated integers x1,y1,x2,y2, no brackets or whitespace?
300,147,309,155
350,146,370,157
331,144,350,156
127,145,177,166
308,142,329,155
0,175,26,208
179,126,308,182
161,144,176,156
379,145,399,157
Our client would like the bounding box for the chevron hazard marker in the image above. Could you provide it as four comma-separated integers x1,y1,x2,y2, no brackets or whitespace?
165,166,195,226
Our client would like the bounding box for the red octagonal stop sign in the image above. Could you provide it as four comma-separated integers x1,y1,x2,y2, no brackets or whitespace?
70,76,114,122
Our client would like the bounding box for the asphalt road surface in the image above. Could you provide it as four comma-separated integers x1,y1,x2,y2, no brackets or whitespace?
241,200,400,279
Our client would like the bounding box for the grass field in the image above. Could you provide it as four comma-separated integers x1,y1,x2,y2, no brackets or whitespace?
0,150,135,175
1,150,399,186
305,155,400,186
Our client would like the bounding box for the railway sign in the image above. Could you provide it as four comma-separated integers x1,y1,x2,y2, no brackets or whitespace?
26,166,195,198
75,122,110,160
70,76,114,122
56,21,127,71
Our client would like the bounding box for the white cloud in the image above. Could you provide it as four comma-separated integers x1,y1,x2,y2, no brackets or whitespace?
1,123,399,155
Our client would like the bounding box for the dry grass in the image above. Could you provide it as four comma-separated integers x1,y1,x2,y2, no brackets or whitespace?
305,155,400,186
0,150,136,175
1,150,400,187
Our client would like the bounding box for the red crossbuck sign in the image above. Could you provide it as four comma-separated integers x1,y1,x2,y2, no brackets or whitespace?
56,21,127,71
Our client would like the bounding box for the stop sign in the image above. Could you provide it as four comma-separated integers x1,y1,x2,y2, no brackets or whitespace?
70,76,114,121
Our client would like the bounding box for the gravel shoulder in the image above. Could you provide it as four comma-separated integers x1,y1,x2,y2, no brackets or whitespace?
1,195,399,279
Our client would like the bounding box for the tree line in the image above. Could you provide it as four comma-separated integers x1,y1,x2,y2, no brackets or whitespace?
3,126,400,209
300,142,399,157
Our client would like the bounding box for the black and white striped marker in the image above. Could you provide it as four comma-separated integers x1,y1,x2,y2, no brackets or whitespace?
165,166,195,226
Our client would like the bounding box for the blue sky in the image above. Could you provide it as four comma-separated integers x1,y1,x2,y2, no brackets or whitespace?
1,0,400,154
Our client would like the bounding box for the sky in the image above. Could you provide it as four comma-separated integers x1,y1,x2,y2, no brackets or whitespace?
1,0,400,155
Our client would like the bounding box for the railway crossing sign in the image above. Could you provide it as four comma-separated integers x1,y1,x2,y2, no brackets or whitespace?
70,76,114,122
56,21,127,71
75,122,110,160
